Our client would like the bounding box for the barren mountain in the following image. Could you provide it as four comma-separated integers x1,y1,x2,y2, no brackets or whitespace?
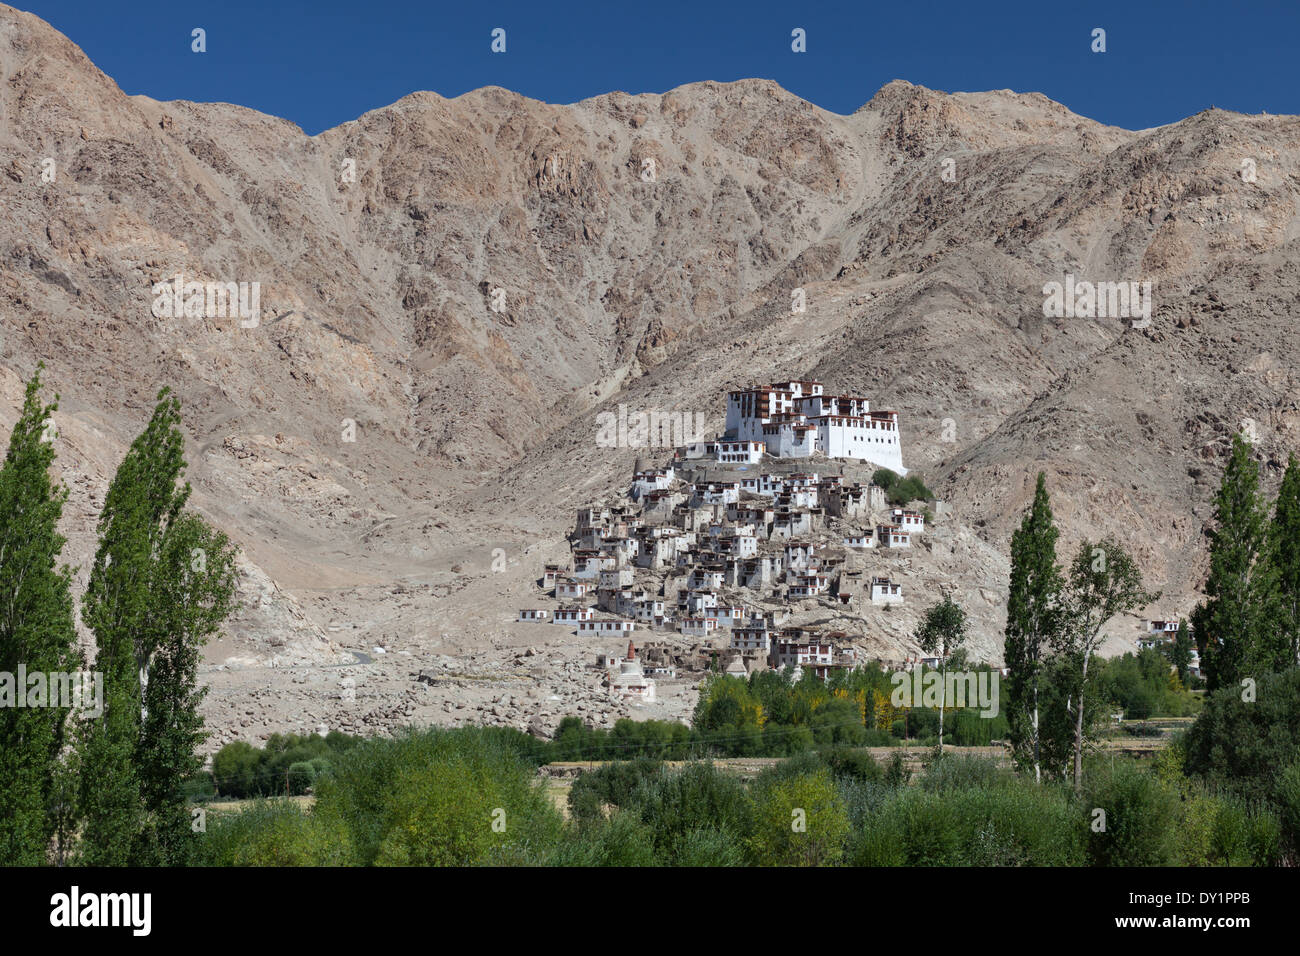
2,4,1298,746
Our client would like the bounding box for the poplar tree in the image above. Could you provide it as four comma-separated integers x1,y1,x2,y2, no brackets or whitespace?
77,389,238,864
1003,472,1064,783
1060,539,1156,791
1168,620,1194,686
1262,454,1300,673
914,594,968,749
1191,434,1269,691
0,368,79,864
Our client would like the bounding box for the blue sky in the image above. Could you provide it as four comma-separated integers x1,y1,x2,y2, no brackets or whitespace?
16,0,1299,134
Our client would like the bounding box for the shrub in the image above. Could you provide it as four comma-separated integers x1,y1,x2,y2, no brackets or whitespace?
285,762,316,795
1183,668,1300,805
919,753,1001,793
872,468,934,505
668,827,746,867
193,800,353,866
884,752,911,788
567,758,663,823
1277,758,1300,859
746,769,850,866
546,813,659,867
628,762,751,854
823,748,883,784
311,727,562,866
847,777,1085,866
1084,759,1178,866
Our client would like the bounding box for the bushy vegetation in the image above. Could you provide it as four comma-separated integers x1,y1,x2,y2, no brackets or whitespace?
1183,668,1300,805
1092,650,1199,719
210,731,361,798
190,728,1291,866
194,799,354,866
871,468,933,506
310,727,563,866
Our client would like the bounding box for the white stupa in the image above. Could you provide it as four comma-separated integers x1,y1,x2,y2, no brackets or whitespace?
607,641,656,702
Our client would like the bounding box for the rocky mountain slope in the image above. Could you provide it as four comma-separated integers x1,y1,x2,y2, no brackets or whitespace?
2,4,1297,743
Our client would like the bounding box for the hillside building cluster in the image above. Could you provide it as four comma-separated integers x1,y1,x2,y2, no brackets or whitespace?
517,379,934,698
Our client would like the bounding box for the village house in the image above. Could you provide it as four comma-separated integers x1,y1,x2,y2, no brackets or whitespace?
789,571,830,599
572,550,618,579
778,484,820,510
876,524,911,549
771,636,835,680
1139,620,1183,648
870,577,903,606
557,580,593,600
633,599,668,627
685,590,719,615
692,481,740,507
843,533,873,549
732,624,776,653
711,440,766,464
771,510,815,541
713,605,748,628
640,488,685,520
516,609,551,622
601,537,639,565
728,501,775,528
595,586,624,614
599,567,635,589
553,607,595,624
578,618,637,635
680,616,719,638
629,465,675,500
738,474,785,497
687,567,725,591
783,542,815,571
822,484,868,520
576,507,610,531
729,554,778,590
891,508,925,533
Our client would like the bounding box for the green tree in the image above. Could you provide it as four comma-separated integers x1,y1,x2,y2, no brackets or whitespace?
1261,454,1300,672
692,674,764,755
746,769,849,866
1167,619,1194,686
77,389,238,864
914,594,968,749
1060,540,1157,791
1191,434,1270,691
1004,472,1065,782
0,368,80,865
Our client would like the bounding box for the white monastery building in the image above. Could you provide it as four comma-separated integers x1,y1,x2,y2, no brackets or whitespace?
724,380,906,473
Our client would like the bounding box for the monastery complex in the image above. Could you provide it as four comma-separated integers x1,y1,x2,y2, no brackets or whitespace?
518,380,937,706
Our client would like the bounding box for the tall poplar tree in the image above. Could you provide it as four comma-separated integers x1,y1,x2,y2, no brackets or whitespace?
1262,454,1300,673
1168,619,1194,686
1003,472,1064,783
0,368,79,864
1191,434,1269,691
76,389,238,864
1060,539,1156,791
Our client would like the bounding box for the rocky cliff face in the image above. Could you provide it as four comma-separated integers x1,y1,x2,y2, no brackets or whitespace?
2,4,1298,741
